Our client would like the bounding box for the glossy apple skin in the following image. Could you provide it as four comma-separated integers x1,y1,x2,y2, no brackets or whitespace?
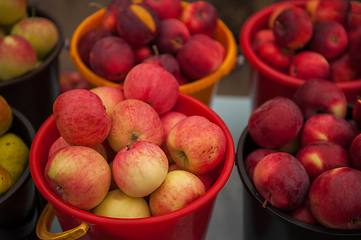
123,63,179,115
102,0,131,34
257,41,294,73
353,97,361,129
252,29,276,53
299,113,354,150
349,1,361,30
307,21,348,61
272,6,313,50
292,78,348,120
248,96,304,149
53,89,111,147
44,146,111,211
288,196,322,226
244,148,277,181
167,115,227,175
142,53,181,80
107,99,164,153
296,141,351,182
149,170,206,216
349,133,361,170
144,0,181,20
180,1,218,37
253,152,310,211
329,53,359,82
89,36,135,83
314,0,351,28
59,71,91,94
267,3,295,29
112,141,169,198
309,167,361,229
90,85,125,118
288,51,330,80
132,44,154,64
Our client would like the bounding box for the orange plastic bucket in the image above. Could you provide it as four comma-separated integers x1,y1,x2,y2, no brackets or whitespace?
69,2,238,106
29,93,235,240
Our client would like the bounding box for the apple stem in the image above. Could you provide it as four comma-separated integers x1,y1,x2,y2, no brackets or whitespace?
262,192,271,208
88,2,104,10
152,45,159,56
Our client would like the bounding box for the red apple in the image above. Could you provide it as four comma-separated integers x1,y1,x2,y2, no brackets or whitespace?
132,44,154,64
353,97,361,129
90,85,125,118
143,0,181,20
252,29,276,53
329,53,359,82
349,133,361,170
267,2,295,29
248,96,304,149
288,197,322,226
102,0,131,34
244,148,277,181
142,53,181,80
253,152,310,211
257,41,294,73
59,71,91,94
349,1,361,30
314,0,351,28
347,25,361,71
89,36,135,83
305,0,320,24
292,78,348,120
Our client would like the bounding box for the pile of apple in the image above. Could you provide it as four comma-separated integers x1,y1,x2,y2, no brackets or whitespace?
77,0,225,85
44,62,227,218
244,78,361,230
252,0,361,82
0,0,59,81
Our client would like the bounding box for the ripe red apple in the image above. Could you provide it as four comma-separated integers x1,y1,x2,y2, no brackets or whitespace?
180,1,218,37
149,170,206,216
248,96,304,149
132,44,154,64
89,36,135,82
349,133,361,170
288,51,330,80
59,71,91,94
90,85,125,118
244,148,277,181
296,141,351,182
142,53,181,80
347,25,361,71
53,89,111,147
272,6,313,50
143,0,181,20
123,63,179,115
107,99,164,153
299,113,354,150
77,28,113,67
0,35,37,81
257,41,294,73
288,197,322,226
314,0,351,28
167,115,227,175
267,2,295,29
353,97,361,129
292,78,348,120
154,18,191,55
329,53,359,82
44,146,111,211
305,0,320,24
307,21,348,61
112,141,169,198
309,167,361,229
102,0,131,34
349,1,361,30
252,29,276,53
253,152,310,211
0,0,26,25
177,34,225,80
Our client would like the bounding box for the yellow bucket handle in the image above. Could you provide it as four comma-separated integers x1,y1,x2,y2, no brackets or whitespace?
36,202,90,240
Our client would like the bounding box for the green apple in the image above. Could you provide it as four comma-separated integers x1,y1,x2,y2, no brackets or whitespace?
0,0,27,25
0,95,12,137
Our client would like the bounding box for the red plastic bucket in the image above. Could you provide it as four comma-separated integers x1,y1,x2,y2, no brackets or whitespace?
239,0,361,110
29,93,235,240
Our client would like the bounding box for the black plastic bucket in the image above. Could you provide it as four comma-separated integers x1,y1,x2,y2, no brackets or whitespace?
0,6,63,131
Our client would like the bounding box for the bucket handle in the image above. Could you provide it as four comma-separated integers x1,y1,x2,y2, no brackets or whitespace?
36,202,90,240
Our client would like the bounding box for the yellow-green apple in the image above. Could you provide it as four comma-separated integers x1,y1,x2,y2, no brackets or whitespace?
267,2,295,29
123,63,179,115
177,34,225,81
0,35,37,81
153,18,191,55
112,141,168,197
252,29,276,53
168,163,214,191
309,167,361,229
0,0,26,25
329,53,359,82
142,53,181,80
89,36,135,83
314,0,351,28
107,99,163,152
292,78,348,120
159,110,187,164
48,136,108,161
305,0,320,24
349,133,361,170
166,115,226,175
116,2,160,46
53,89,111,147
347,25,361,71
272,6,313,50
180,1,218,37
149,170,206,216
132,44,154,64
143,0,181,20
295,141,351,182
0,95,12,137
11,16,59,60
253,152,310,211
90,85,125,118
257,41,294,73
353,97,361,129
59,71,91,94
349,1,361,30
288,51,330,80
288,196,321,226
307,21,348,61
44,146,111,211
244,148,277,181
299,113,354,150
102,0,131,34
91,189,151,219
77,28,113,67
248,96,304,149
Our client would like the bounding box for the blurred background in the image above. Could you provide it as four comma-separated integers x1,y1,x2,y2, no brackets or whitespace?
26,0,285,97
